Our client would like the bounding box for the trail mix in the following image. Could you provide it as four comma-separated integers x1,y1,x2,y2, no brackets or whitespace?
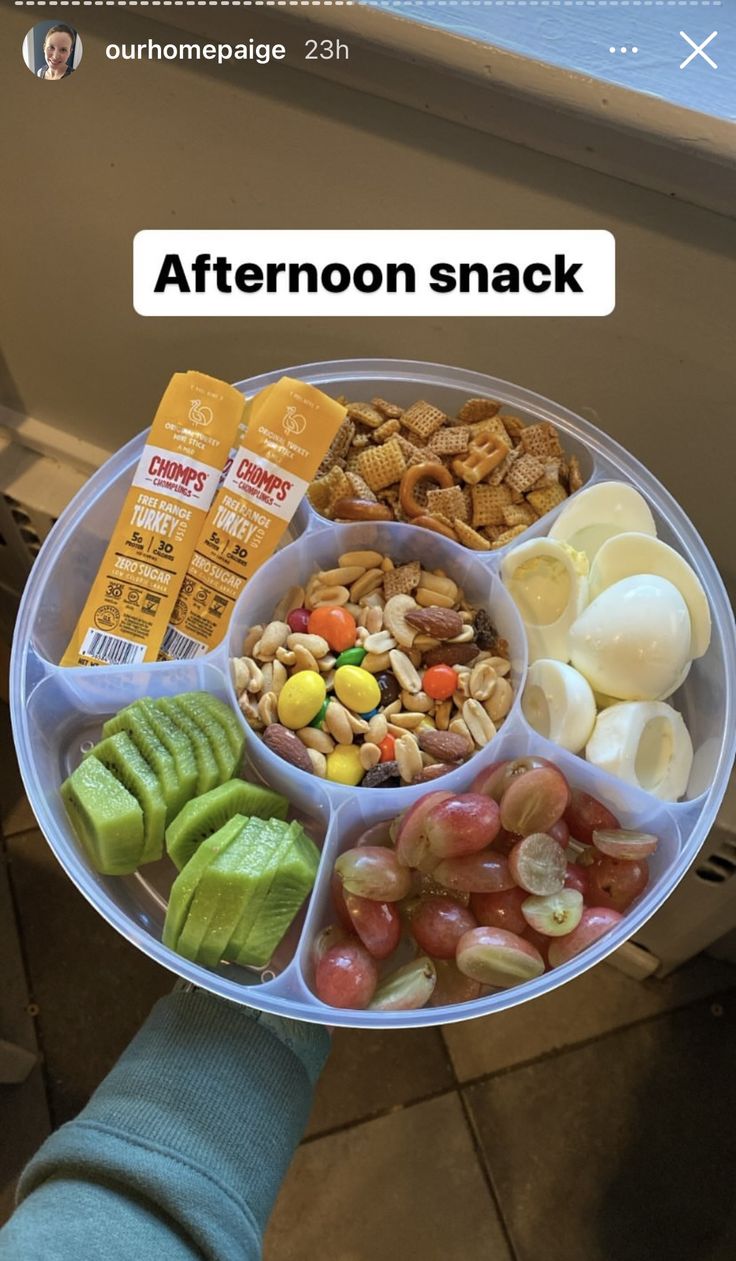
232,549,514,786
307,396,584,551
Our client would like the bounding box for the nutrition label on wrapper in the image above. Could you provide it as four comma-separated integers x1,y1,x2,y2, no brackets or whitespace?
160,378,346,660
60,371,245,667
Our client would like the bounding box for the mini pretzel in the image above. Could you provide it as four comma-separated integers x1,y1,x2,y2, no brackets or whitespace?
412,514,458,542
452,432,508,486
399,462,454,518
331,497,393,522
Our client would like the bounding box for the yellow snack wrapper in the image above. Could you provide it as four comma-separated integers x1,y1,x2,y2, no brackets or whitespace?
160,377,347,659
60,371,245,667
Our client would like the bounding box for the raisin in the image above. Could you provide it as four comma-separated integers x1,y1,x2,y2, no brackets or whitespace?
473,609,499,652
362,760,401,788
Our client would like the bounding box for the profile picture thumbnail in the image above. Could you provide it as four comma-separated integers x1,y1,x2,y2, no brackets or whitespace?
22,21,83,81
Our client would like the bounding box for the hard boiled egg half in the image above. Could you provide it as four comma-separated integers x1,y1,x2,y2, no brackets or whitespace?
586,701,693,801
548,481,656,564
501,539,589,662
522,660,597,753
589,533,711,659
569,574,691,701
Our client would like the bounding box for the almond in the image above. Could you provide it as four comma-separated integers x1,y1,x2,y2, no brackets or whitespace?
411,762,461,784
262,723,313,773
405,606,464,640
418,730,472,762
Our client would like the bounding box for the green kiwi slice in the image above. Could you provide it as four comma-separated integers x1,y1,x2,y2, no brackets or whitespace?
60,756,144,874
108,699,198,811
165,778,289,871
102,707,182,823
172,693,239,782
189,693,246,771
227,824,320,968
156,698,219,795
86,732,166,864
162,814,246,951
176,817,288,969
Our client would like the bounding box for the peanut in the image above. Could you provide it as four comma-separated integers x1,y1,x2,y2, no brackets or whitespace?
242,624,264,658
401,689,433,714
395,733,423,783
325,701,354,745
415,587,455,610
435,700,452,731
307,748,327,778
361,651,391,674
273,585,305,622
463,699,497,747
275,647,296,667
292,644,320,673
286,633,330,659
309,584,350,608
469,662,497,702
297,727,335,755
360,743,382,771
339,550,384,569
486,656,512,677
367,714,388,744
255,621,290,660
389,712,425,730
364,630,396,655
350,569,384,602
389,649,421,694
485,676,514,723
318,566,366,586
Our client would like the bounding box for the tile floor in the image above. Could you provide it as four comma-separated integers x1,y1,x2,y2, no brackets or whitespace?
2,700,736,1259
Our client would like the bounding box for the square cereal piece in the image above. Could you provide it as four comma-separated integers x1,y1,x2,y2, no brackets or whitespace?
482,524,507,542
307,478,332,514
499,414,525,443
315,418,355,479
471,483,513,527
347,401,385,429
568,454,584,492
489,447,521,486
400,400,447,440
428,427,470,456
454,519,491,551
356,437,406,491
346,471,378,502
527,483,568,517
491,525,529,549
351,433,371,449
505,453,546,495
457,398,501,425
373,418,402,443
371,397,404,420
502,503,537,528
520,422,564,459
344,452,364,474
384,561,421,599
467,416,513,449
426,485,468,522
396,434,433,467
542,458,562,483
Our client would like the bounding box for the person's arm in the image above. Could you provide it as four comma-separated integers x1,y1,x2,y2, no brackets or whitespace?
0,989,330,1260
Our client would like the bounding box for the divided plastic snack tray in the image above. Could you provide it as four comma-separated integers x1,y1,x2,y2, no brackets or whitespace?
10,360,736,1028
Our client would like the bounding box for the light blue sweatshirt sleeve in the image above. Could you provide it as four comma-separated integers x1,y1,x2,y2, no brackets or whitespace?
0,990,330,1260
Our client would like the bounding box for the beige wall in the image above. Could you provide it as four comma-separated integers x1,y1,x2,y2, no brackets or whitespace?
1,9,734,594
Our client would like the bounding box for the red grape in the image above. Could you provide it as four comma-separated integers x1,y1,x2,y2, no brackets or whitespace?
547,818,570,849
425,794,501,859
394,790,452,868
521,889,584,937
355,819,394,848
312,923,350,965
432,850,515,894
509,833,567,895
430,959,483,1006
471,886,527,935
410,895,478,959
563,862,589,897
547,907,623,967
586,855,649,911
522,926,551,965
368,958,437,1011
331,870,353,931
335,846,412,901
592,829,659,860
315,940,378,1007
564,789,620,847
500,767,570,836
345,892,401,959
456,926,545,986
471,757,554,802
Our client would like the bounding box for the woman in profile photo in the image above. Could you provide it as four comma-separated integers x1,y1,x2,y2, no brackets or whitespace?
37,24,76,80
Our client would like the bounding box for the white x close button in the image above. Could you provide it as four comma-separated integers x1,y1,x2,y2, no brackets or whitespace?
679,30,718,71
